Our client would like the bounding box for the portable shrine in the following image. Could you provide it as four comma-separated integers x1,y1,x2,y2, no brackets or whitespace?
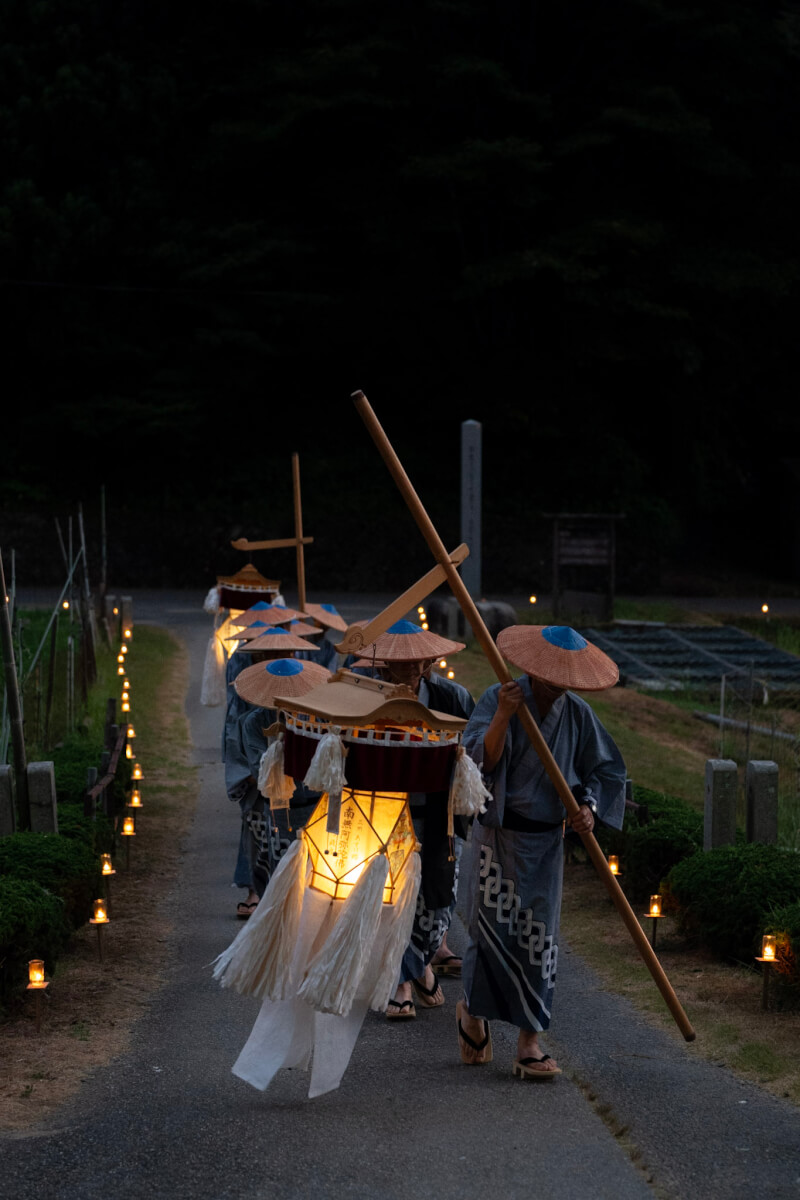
213,668,489,1101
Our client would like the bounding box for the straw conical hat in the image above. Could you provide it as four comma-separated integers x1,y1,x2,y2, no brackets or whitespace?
224,619,276,642
234,658,331,707
360,620,465,662
496,625,618,692
227,601,281,628
304,602,349,633
286,619,323,638
238,627,319,654
230,603,310,628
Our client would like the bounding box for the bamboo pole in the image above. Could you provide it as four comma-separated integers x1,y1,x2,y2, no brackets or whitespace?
291,452,307,612
351,389,696,1043
0,549,29,828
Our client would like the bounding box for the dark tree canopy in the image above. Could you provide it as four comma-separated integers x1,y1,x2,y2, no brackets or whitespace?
2,0,798,590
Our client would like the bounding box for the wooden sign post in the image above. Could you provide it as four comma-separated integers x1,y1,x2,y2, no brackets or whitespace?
230,454,313,610
351,389,696,1043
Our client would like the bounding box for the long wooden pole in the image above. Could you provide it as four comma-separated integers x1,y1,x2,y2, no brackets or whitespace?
352,389,696,1042
291,452,307,612
0,549,29,828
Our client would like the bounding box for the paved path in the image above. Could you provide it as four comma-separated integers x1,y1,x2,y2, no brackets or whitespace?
3,592,800,1199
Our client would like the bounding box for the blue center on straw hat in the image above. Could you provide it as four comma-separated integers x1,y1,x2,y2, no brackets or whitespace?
321,603,339,614
265,659,303,676
388,619,424,634
542,626,588,651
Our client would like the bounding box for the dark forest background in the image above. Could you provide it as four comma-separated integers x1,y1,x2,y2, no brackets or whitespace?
2,0,799,595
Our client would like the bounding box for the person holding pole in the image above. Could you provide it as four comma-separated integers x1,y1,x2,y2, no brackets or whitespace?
457,624,625,1077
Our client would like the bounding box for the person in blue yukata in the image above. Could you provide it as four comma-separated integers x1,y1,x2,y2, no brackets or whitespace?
456,625,625,1079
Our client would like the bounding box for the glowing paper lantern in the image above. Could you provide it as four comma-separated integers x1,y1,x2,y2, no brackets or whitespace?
649,895,662,917
608,855,620,875
129,789,143,808
132,764,143,780
91,899,109,924
101,854,114,876
304,789,415,903
761,935,777,961
121,815,136,836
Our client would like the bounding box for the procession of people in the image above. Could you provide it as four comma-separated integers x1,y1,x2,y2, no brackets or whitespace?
204,556,627,1095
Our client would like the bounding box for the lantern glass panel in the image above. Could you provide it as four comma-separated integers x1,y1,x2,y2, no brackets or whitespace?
761,935,777,960
304,789,415,902
649,895,662,917
28,960,45,987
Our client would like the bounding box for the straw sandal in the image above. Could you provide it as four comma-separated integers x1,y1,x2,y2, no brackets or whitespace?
386,999,416,1020
456,1001,492,1064
432,953,462,978
236,900,258,919
512,1054,561,1080
412,974,445,1008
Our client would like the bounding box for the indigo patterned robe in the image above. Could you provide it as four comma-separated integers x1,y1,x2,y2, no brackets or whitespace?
461,678,625,1031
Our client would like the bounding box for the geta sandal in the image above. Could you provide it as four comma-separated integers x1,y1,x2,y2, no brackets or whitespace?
412,974,445,1008
386,998,416,1020
512,1055,561,1080
432,953,462,978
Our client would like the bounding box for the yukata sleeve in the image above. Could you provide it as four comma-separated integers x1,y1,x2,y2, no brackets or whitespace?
224,714,253,803
575,708,627,830
462,684,510,826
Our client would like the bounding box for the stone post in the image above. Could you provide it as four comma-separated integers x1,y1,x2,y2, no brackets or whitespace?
704,759,738,850
120,596,133,637
746,760,779,845
0,764,16,835
460,420,482,598
27,762,58,833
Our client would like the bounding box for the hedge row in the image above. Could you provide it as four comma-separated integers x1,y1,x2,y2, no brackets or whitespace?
669,843,800,965
591,783,800,1000
594,785,704,902
1,733,124,1009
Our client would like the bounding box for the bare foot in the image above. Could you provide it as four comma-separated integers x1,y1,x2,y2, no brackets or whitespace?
456,1000,491,1063
414,965,444,1006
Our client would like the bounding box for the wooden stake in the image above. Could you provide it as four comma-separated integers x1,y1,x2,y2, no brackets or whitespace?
292,452,307,612
0,549,29,829
351,389,696,1043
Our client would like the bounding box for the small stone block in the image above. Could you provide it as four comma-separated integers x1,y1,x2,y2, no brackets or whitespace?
746,760,779,845
27,762,58,833
704,759,738,850
0,764,16,835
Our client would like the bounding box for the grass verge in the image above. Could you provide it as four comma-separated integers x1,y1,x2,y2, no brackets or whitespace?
0,624,196,1132
560,859,800,1105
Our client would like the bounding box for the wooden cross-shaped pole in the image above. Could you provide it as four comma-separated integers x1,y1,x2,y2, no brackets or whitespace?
352,389,696,1043
230,454,312,610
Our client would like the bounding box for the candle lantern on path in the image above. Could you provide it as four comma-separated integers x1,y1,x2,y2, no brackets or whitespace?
27,960,49,1033
756,934,778,1010
90,899,110,962
214,666,489,1100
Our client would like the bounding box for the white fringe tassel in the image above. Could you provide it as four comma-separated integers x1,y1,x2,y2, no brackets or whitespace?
303,730,347,796
200,633,227,707
211,837,308,1001
203,586,221,615
298,853,389,1017
258,737,295,806
367,851,422,1012
450,746,492,817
